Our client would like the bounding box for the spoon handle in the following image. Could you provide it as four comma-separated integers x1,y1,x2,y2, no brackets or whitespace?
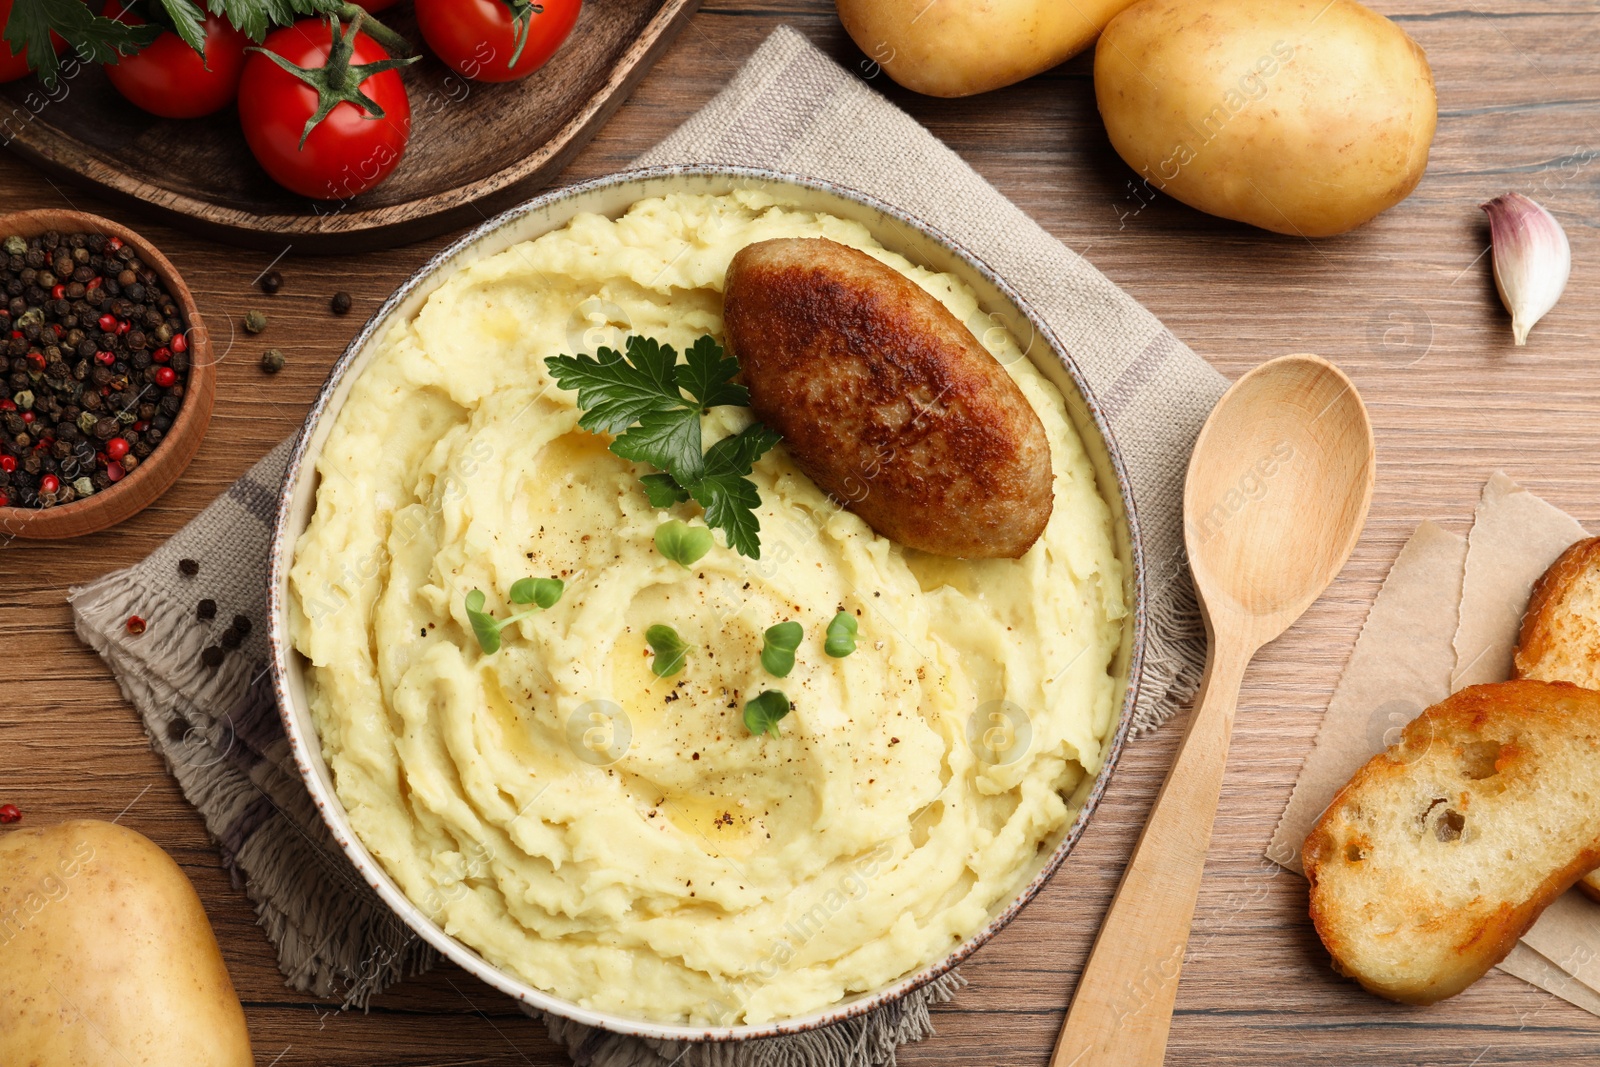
1049,638,1253,1067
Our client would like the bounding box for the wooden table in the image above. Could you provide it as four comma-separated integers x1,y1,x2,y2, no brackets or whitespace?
3,2,1597,1063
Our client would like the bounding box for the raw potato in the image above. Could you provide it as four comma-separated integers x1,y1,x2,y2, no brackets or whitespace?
1096,0,1437,237
0,820,252,1067
836,0,1139,98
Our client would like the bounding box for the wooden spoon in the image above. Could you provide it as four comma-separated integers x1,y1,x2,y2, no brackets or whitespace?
1051,354,1375,1067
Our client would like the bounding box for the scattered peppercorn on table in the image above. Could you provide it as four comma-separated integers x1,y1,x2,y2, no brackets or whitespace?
3,1,1600,1064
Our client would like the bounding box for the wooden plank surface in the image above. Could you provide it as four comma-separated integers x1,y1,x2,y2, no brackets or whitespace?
3,1,1598,1063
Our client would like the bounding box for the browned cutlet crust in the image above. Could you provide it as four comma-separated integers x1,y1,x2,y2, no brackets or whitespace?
723,237,1053,559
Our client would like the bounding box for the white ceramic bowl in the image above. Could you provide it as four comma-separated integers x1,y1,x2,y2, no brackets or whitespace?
267,166,1146,1041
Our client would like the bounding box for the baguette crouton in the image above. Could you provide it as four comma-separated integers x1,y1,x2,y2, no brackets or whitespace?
1513,535,1600,900
1303,680,1600,1004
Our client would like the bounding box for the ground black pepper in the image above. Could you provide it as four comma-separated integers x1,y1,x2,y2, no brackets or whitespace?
0,231,190,509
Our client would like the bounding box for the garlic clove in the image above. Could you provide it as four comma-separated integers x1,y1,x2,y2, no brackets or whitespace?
1482,192,1571,346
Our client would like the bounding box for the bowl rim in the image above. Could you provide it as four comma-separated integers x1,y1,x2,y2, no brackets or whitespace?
0,208,216,540
266,164,1148,1041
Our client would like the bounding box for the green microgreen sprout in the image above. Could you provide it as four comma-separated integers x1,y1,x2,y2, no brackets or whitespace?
655,520,714,569
760,621,803,678
744,690,791,738
645,624,689,678
464,577,564,654
509,576,565,608
825,612,859,658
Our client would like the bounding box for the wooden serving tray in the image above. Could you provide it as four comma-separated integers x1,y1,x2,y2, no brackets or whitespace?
0,0,698,252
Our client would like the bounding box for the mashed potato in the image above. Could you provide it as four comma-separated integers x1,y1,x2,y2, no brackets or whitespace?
288,190,1126,1025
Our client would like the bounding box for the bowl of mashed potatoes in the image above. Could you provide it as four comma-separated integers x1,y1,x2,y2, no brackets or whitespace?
268,167,1146,1039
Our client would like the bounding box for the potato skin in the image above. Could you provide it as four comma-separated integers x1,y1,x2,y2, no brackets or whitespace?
837,0,1139,98
1096,0,1436,237
0,820,252,1067
723,238,1053,559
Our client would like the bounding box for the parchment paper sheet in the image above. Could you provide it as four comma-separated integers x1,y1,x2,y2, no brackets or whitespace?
1268,474,1600,1015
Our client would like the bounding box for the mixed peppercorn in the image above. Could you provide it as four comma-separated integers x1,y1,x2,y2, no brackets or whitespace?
0,230,191,509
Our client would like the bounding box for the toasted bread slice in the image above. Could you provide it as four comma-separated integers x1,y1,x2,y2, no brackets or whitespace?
1303,680,1600,1004
1513,535,1600,900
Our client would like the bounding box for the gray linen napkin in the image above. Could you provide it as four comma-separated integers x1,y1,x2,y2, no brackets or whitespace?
68,24,1227,1067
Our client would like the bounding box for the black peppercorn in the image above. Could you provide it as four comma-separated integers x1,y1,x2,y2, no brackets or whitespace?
201,645,225,668
178,558,199,577
260,349,284,375
232,614,252,636
259,269,282,295
331,291,352,315
196,598,217,620
0,230,188,510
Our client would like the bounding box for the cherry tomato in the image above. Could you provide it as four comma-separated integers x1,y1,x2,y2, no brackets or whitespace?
238,18,413,200
103,2,249,118
0,0,65,83
414,0,580,83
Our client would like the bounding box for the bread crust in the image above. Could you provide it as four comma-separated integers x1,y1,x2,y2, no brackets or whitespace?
1511,536,1600,901
1303,680,1600,1004
1513,535,1600,682
722,237,1053,559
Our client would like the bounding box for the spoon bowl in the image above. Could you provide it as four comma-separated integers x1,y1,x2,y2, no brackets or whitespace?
1053,353,1374,1067
1185,355,1376,635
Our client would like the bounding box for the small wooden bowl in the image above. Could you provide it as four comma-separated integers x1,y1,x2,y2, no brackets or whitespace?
0,209,215,540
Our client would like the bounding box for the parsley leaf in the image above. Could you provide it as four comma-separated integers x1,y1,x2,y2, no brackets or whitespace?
761,621,803,677
5,0,159,87
609,406,704,482
675,334,748,410
688,423,783,559
152,0,208,56
744,690,791,738
546,335,781,559
825,612,859,658
547,338,680,434
645,624,689,678
641,472,690,508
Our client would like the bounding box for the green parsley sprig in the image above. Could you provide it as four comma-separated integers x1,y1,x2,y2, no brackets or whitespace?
546,335,780,559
